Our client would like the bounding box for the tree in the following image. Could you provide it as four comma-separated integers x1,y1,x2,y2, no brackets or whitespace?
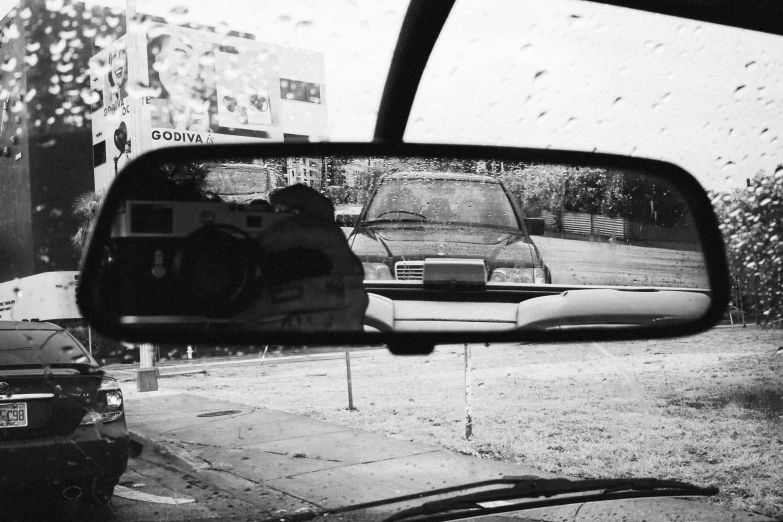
71,190,106,254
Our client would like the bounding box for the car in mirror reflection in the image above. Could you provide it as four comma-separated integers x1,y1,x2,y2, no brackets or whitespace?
349,172,552,285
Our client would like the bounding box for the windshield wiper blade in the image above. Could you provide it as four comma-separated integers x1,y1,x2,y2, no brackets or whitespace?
364,218,427,225
381,476,719,522
263,476,717,522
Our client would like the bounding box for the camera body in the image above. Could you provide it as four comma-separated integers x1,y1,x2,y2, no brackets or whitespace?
106,200,295,318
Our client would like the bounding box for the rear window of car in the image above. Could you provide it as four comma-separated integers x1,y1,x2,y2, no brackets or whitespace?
0,330,96,367
366,178,518,228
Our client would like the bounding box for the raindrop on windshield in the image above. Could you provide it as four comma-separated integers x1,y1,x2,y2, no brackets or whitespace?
295,20,314,37
45,0,64,12
1,58,17,72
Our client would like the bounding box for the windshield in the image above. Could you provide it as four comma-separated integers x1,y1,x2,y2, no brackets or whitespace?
0,0,781,521
365,178,519,228
0,329,95,366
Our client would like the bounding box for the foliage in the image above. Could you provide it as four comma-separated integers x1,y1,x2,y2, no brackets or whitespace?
712,166,783,322
71,189,106,253
67,325,130,363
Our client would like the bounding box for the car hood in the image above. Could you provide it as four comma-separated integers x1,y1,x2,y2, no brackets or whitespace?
349,224,543,268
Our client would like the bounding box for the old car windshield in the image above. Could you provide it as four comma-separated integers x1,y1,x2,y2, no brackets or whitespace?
365,178,518,228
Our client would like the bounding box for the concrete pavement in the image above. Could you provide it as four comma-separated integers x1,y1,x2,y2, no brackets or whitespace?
122,388,774,520
122,390,554,510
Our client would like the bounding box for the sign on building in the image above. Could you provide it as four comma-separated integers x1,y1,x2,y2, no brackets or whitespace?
90,23,327,193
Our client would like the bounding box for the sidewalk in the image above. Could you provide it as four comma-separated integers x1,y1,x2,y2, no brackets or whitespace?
122,387,774,520
123,389,558,510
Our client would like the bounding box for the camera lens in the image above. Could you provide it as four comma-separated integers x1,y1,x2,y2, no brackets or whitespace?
174,225,256,314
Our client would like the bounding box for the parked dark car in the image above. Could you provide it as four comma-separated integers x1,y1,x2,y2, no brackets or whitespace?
0,321,129,505
349,172,552,284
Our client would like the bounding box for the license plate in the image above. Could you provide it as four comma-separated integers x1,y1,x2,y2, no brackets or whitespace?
0,403,28,428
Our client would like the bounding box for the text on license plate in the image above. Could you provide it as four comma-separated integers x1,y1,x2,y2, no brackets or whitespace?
0,403,28,428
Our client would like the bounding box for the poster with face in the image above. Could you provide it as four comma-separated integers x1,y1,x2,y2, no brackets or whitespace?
143,24,282,144
107,41,128,107
90,36,133,192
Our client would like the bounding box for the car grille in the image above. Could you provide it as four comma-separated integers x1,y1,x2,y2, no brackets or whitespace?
395,261,424,280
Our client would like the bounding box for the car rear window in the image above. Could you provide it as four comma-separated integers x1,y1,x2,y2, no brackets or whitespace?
0,330,96,367
366,178,518,228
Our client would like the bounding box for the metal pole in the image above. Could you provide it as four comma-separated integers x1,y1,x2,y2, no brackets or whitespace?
345,349,355,411
87,324,92,356
464,343,473,440
737,278,746,328
754,275,761,325
137,343,158,392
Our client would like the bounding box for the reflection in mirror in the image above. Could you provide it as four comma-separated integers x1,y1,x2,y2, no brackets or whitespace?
83,155,710,336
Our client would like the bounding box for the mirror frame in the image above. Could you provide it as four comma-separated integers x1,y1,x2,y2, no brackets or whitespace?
77,142,730,354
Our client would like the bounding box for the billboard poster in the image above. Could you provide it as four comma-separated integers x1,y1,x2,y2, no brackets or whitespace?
91,23,327,193
90,36,134,193
140,23,284,150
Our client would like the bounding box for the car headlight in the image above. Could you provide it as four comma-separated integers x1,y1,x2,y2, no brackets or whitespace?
490,267,545,284
80,377,124,425
363,262,394,280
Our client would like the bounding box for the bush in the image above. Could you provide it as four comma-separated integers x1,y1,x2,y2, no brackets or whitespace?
712,166,783,323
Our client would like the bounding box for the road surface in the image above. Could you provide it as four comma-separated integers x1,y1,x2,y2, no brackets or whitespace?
533,236,709,288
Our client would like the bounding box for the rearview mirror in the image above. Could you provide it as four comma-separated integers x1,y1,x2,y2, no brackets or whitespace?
77,143,729,353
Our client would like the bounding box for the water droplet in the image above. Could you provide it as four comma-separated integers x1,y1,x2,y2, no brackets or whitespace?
49,39,66,55
45,0,64,12
295,20,314,37
127,82,162,98
1,58,17,72
734,85,747,97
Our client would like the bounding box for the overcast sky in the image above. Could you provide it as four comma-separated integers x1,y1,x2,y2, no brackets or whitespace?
2,0,780,191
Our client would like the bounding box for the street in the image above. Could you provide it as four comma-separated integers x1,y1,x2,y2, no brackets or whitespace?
533,236,709,288
105,347,385,381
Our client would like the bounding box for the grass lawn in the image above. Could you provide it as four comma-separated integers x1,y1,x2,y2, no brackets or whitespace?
164,327,783,519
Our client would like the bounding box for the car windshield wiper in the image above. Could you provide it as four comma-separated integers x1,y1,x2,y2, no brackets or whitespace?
364,218,429,225
365,210,431,224
264,476,718,522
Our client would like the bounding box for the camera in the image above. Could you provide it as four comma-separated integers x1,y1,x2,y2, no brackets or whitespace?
105,200,295,319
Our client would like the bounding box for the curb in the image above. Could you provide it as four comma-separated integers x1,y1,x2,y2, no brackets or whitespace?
129,430,208,475
118,369,208,382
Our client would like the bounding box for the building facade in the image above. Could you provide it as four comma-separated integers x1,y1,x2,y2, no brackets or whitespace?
0,0,125,282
